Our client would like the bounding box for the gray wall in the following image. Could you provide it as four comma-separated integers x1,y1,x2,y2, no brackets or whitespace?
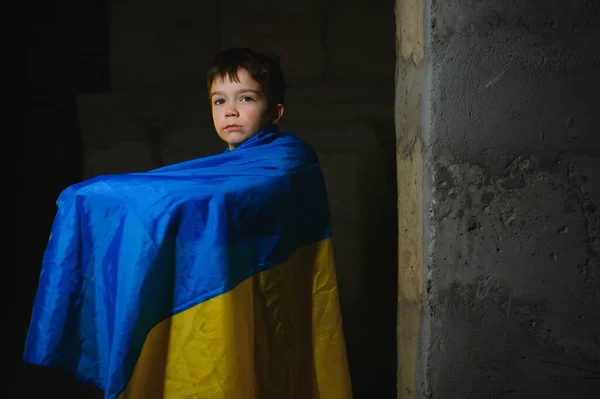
420,0,600,397
78,1,398,398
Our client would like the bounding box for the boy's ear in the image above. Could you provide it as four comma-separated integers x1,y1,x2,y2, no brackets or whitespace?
271,104,284,124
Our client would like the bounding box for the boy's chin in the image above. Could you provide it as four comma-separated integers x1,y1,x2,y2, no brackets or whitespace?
225,132,254,149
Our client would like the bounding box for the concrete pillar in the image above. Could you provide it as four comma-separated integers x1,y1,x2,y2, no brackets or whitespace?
398,0,600,397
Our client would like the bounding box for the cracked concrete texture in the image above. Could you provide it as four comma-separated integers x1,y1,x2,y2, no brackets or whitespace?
427,0,600,174
424,153,599,398
420,0,600,397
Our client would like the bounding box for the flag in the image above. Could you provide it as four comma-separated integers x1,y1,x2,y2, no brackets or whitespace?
23,125,352,399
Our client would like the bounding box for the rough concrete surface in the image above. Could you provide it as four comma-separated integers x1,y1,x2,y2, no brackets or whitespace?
427,0,600,174
425,154,599,398
421,0,600,397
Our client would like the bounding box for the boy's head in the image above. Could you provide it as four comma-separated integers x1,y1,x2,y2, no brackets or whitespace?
207,48,286,149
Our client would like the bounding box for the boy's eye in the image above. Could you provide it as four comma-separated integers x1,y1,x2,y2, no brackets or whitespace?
241,96,254,102
214,99,225,105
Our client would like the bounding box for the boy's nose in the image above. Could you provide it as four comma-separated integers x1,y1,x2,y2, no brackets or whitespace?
225,107,239,117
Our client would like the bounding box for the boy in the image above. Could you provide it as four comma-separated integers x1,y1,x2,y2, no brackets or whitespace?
207,48,285,150
23,48,352,399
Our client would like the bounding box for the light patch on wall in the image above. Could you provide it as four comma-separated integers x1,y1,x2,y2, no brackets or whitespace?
395,0,424,398
396,0,424,66
396,137,423,399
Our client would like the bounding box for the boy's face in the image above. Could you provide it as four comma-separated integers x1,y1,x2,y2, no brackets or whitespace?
210,68,283,150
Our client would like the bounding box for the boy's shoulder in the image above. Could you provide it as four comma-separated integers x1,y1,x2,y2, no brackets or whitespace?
273,130,312,146
273,131,318,154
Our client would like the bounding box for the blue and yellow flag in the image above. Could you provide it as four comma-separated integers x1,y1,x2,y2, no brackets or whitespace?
23,126,352,399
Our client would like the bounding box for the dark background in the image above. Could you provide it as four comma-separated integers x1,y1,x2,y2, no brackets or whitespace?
20,1,109,396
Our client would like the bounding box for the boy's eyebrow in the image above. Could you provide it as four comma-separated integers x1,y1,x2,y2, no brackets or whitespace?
210,89,261,97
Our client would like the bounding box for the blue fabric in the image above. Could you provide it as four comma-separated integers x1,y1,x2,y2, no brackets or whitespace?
23,125,332,398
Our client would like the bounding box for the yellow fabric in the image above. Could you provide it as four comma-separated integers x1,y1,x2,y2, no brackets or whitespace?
118,238,352,399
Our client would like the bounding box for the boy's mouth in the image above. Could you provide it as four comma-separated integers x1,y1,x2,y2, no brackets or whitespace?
225,124,242,130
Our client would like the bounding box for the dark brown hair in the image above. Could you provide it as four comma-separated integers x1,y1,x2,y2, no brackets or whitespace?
207,48,286,111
